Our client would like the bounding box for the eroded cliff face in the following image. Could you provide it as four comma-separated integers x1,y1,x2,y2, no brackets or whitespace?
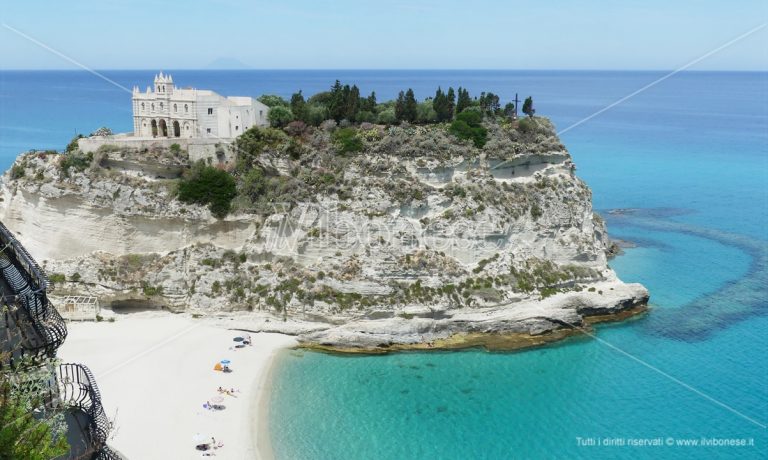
0,118,648,350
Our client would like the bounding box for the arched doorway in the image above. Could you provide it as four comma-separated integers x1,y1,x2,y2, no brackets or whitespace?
159,119,168,137
173,121,180,137
151,119,158,137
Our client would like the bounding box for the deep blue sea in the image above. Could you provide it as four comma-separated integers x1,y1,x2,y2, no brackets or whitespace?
1,70,766,459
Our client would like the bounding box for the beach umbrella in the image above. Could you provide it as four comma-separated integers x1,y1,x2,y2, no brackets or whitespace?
192,433,208,444
233,337,244,342
220,359,231,365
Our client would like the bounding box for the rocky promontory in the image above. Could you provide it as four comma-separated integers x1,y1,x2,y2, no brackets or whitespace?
0,116,648,351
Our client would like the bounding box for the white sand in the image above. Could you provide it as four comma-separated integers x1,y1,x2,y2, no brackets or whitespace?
57,312,296,460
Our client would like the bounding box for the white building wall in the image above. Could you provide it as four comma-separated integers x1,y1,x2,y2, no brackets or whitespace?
130,74,269,140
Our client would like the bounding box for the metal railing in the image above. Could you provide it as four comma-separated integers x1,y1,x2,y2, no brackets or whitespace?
0,222,67,360
95,445,123,460
57,363,113,453
0,221,53,290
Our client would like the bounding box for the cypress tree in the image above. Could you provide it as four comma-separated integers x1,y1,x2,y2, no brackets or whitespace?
456,87,471,114
395,91,406,122
365,91,377,112
404,89,418,123
446,87,456,119
329,80,344,121
522,96,535,118
433,87,448,122
347,85,360,120
290,90,307,122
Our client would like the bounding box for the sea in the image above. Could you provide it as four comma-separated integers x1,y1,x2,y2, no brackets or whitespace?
0,70,766,459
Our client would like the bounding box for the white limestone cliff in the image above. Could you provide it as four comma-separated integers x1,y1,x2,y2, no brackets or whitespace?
0,119,648,350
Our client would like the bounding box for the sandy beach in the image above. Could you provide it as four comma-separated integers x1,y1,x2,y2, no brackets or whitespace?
57,312,296,460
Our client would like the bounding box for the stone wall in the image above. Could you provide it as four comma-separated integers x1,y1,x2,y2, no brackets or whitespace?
77,135,235,164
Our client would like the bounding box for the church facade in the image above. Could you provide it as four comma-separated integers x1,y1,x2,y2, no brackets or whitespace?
131,72,269,139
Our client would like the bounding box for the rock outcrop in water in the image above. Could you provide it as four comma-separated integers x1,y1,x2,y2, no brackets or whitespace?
0,118,648,351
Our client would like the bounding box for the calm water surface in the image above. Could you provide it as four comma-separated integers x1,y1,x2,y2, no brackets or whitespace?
1,70,766,459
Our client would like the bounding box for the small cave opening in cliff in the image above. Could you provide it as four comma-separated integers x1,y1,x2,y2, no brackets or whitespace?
109,299,165,314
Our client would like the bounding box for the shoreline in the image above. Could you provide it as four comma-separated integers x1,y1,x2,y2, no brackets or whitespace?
57,312,297,460
251,344,284,460
300,304,649,355
56,303,646,458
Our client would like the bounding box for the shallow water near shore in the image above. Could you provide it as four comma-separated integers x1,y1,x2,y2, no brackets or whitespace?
1,70,766,459
265,71,767,459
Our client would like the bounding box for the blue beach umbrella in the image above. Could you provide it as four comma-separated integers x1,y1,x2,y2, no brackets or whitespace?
220,360,231,365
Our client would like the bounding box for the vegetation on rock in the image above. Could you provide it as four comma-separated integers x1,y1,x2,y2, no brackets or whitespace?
0,375,69,459
177,161,237,218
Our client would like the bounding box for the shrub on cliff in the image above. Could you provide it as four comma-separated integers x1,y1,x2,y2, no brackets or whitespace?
59,151,94,177
9,164,25,180
449,111,487,148
268,106,294,128
177,162,237,218
234,127,288,172
332,128,364,154
65,134,84,153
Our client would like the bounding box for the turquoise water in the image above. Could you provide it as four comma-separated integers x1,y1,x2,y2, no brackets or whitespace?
0,70,765,459
264,72,767,459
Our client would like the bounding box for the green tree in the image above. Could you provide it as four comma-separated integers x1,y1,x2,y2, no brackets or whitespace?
346,85,360,121
456,87,471,114
446,87,456,119
328,80,345,121
503,102,516,118
257,94,289,108
433,87,450,122
479,92,500,116
267,106,294,128
403,89,418,123
0,378,69,460
306,104,329,126
522,96,535,118
290,91,307,122
417,100,437,123
377,108,397,124
364,91,377,112
449,111,487,148
394,91,406,122
177,162,237,218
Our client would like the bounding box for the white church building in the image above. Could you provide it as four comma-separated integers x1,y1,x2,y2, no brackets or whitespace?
131,72,269,139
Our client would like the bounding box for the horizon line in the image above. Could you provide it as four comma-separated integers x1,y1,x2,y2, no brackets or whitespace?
1,68,767,73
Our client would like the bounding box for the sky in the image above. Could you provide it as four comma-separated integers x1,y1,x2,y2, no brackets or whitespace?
0,0,766,70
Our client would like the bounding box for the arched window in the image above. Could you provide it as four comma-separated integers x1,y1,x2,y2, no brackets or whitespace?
174,104,177,113
184,104,189,113
160,102,164,110
151,103,155,111
141,102,145,111
162,85,165,92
